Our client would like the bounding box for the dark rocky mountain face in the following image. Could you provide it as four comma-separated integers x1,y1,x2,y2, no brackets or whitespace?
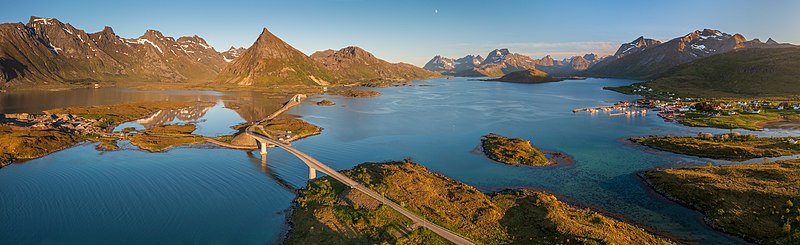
586,29,782,79
453,55,484,71
423,55,455,72
423,54,484,74
613,36,662,57
0,16,225,87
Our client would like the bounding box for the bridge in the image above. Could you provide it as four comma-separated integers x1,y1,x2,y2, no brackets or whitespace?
246,94,475,245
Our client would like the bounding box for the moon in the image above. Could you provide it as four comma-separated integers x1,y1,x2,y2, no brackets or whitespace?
434,9,438,14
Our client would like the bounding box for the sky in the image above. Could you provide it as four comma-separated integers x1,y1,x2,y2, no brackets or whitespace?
3,0,799,66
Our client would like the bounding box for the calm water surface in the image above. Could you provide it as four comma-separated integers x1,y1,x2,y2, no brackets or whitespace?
3,78,796,244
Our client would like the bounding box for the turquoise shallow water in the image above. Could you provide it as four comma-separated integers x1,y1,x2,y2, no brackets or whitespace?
2,78,796,244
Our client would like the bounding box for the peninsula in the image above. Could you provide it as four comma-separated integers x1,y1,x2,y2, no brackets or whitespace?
287,160,669,244
643,159,800,244
632,133,800,160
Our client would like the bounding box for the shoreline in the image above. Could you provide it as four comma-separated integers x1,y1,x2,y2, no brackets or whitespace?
637,172,756,244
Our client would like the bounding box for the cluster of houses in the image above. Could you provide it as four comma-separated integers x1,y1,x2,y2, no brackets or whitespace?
692,100,800,116
0,113,102,135
695,132,799,145
633,99,800,121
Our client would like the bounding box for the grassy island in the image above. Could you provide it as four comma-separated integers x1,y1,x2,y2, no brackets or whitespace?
644,159,800,244
331,88,381,98
128,124,205,152
258,118,322,142
316,100,336,106
287,161,669,244
481,133,550,166
489,68,562,84
632,133,800,160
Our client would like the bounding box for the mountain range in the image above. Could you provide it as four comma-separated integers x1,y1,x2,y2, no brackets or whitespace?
586,29,792,79
1,18,796,92
0,16,231,86
0,16,437,89
423,48,604,77
630,46,800,97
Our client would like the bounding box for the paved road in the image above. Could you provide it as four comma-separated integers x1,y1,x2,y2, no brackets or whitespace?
246,130,475,245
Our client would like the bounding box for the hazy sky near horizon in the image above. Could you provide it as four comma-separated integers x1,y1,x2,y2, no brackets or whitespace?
4,0,799,66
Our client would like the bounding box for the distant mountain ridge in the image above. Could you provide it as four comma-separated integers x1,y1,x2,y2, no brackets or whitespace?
221,46,246,62
586,29,792,79
0,16,229,87
424,49,605,77
629,47,800,98
0,16,437,89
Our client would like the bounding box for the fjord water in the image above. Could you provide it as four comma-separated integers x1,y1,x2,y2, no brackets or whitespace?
1,78,776,244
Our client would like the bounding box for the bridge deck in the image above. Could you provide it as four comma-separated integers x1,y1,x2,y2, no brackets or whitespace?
245,94,474,245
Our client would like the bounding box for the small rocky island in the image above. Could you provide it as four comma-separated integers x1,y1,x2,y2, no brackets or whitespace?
487,68,563,84
316,100,336,106
286,161,669,244
481,133,551,166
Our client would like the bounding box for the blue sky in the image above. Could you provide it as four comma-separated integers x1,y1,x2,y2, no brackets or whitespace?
3,0,799,66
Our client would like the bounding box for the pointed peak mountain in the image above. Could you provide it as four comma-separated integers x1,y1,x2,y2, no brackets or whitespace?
215,26,333,86
766,38,780,45
100,26,115,35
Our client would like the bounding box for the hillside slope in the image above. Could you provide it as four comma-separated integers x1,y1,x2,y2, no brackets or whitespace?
214,28,334,87
587,29,755,79
311,46,438,84
643,47,800,97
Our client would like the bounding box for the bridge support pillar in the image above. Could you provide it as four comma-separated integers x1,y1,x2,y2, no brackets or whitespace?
260,142,267,155
260,153,267,166
309,167,317,179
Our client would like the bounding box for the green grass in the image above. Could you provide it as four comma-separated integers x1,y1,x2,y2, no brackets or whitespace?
330,88,382,98
627,47,800,98
0,127,81,166
287,161,670,244
644,159,800,244
632,134,800,160
481,133,550,166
